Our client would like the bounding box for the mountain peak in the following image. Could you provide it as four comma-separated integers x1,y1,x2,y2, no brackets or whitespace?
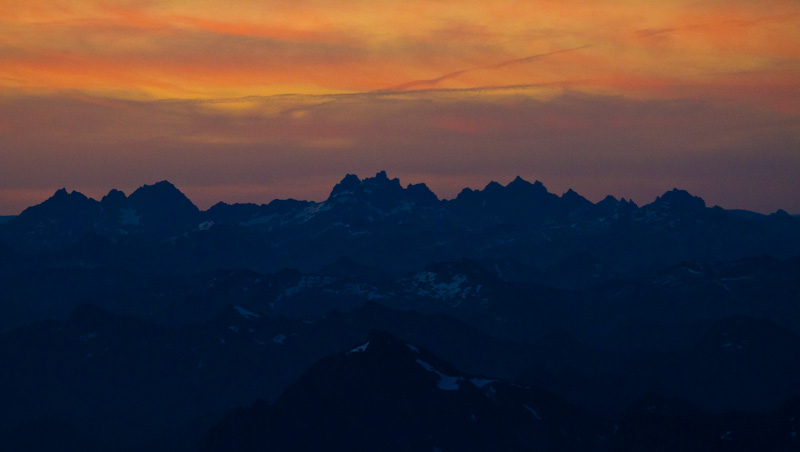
133,180,179,193
561,188,592,209
202,329,608,452
129,181,195,207
48,187,88,201
506,177,549,195
362,171,402,190
363,329,402,348
771,208,791,218
26,188,93,211
127,181,199,230
326,172,432,211
405,182,439,205
100,189,128,209
484,181,503,191
653,188,706,211
329,174,361,198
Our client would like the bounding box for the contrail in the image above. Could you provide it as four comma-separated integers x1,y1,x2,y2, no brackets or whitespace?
150,82,560,105
148,45,594,105
379,44,593,92
490,44,593,69
389,70,469,92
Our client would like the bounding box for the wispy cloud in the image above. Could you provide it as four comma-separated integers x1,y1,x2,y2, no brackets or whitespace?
381,45,594,92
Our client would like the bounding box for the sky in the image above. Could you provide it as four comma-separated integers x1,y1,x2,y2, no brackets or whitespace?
1,0,799,215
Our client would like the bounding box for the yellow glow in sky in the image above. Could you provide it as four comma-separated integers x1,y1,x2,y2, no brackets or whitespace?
1,0,797,102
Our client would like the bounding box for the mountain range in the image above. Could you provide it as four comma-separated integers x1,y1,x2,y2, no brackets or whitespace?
2,172,798,275
1,172,799,451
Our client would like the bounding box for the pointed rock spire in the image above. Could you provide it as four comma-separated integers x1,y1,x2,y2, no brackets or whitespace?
329,174,361,199
653,188,706,211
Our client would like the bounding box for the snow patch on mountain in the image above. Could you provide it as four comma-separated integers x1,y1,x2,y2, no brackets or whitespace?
408,272,472,300
416,359,462,390
297,202,333,222
525,405,543,420
282,276,336,298
469,377,494,388
348,341,369,354
233,305,261,320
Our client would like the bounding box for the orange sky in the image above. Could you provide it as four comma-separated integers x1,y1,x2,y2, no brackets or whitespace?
1,0,799,214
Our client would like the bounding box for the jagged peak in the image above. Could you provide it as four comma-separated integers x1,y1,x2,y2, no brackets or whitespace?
127,180,199,216
560,188,592,209
208,201,231,209
483,181,503,191
102,188,126,199
31,188,94,210
361,171,402,190
652,188,706,210
405,182,439,203
49,188,88,201
329,174,362,198
129,180,191,200
455,187,474,197
100,188,127,207
597,194,630,209
328,171,428,207
562,188,584,198
506,177,550,195
131,180,179,194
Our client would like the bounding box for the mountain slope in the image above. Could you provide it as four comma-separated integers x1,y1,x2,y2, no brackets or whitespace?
200,330,609,452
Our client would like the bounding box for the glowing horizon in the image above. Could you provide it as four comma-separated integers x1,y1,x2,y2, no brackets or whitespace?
1,0,799,214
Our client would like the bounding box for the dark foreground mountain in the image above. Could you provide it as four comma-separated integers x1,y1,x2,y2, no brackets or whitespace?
519,315,800,415
200,331,800,452
614,393,800,452
200,330,609,452
2,300,799,451
0,302,543,451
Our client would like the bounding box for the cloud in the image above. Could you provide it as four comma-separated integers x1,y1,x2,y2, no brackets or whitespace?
1,86,798,214
1,0,799,214
381,45,594,92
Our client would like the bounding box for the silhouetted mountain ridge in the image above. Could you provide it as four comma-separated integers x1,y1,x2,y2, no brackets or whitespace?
1,171,798,277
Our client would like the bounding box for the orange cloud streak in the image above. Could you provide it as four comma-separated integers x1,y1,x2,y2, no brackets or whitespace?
0,0,797,108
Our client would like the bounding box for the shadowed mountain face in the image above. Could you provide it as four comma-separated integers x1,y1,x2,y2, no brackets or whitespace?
199,330,609,452
200,330,800,452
